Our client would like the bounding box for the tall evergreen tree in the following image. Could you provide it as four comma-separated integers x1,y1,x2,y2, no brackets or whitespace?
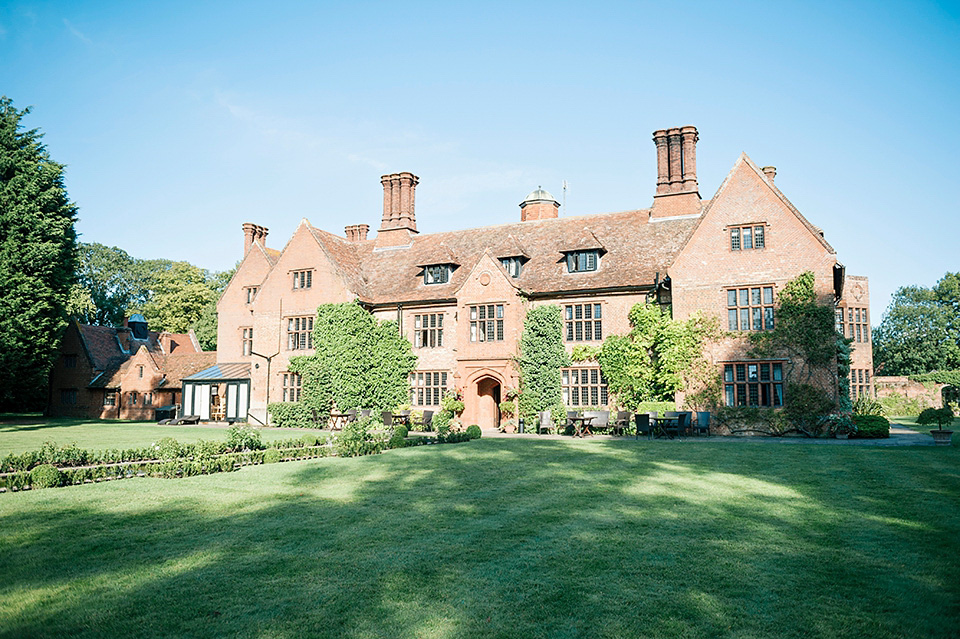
0,97,78,410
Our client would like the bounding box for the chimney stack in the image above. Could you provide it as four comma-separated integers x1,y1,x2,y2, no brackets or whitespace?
242,223,269,253
651,125,702,218
380,172,419,232
345,224,370,242
762,166,777,185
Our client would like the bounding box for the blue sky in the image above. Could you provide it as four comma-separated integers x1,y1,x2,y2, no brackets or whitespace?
2,0,958,321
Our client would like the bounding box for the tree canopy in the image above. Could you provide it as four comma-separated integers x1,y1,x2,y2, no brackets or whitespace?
69,241,234,350
873,272,960,375
289,302,417,419
0,97,78,409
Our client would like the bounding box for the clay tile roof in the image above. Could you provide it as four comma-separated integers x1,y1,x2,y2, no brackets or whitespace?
158,352,218,388
77,324,127,371
353,209,697,304
492,234,530,259
415,243,460,267
564,227,605,252
307,225,370,298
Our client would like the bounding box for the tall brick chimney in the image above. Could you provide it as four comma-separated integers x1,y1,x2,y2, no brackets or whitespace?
242,223,269,253
651,125,701,218
519,187,560,221
376,172,419,247
345,224,370,241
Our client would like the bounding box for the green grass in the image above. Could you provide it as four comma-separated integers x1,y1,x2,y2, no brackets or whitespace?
1,436,958,638
890,415,960,437
0,417,324,455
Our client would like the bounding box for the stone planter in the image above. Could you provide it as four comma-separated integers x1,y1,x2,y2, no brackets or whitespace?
930,429,954,446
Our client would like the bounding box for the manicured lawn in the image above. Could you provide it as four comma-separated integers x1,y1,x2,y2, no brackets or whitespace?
1,437,958,638
0,417,324,456
891,415,960,438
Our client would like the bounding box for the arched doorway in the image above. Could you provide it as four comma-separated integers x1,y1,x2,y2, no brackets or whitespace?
476,377,502,430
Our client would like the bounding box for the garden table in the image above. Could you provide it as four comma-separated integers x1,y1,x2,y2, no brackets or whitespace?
569,416,595,438
654,417,678,439
329,412,350,430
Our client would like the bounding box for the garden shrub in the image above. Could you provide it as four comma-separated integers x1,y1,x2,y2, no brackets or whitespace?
440,392,465,416
878,392,931,417
192,439,225,461
918,406,955,430
393,424,408,438
154,437,182,460
262,448,282,464
432,410,453,432
267,402,314,428
227,424,264,452
518,305,569,426
466,424,482,439
335,417,386,457
30,464,62,488
388,429,407,450
716,406,789,436
635,401,677,415
783,383,836,437
852,395,885,417
851,414,890,439
300,433,319,447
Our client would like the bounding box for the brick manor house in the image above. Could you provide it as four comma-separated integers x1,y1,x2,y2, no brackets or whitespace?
196,125,872,427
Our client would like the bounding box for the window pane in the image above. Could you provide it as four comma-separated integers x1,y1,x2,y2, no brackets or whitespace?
736,364,746,382
725,385,735,406
728,290,737,307
763,287,773,304
774,384,784,406
594,322,602,341
575,305,583,319
584,304,592,319
751,288,761,305
575,323,583,340
739,289,749,306
760,364,770,381
594,304,602,318
764,307,775,330
755,226,765,249
740,309,750,330
773,363,783,381
748,364,758,382
752,307,762,330
743,227,753,249
724,365,733,382
728,309,738,330
566,306,573,320
583,321,592,341
566,323,574,341
731,228,740,250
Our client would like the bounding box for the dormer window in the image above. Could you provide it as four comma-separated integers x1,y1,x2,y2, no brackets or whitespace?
424,265,451,285
500,257,524,278
566,250,599,273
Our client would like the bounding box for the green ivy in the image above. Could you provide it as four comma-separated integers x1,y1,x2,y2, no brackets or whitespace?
517,305,569,425
909,370,960,386
291,302,418,421
597,303,717,407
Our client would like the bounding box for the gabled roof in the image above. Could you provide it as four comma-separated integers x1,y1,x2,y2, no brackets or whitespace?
682,153,835,256
492,234,529,259
77,324,128,371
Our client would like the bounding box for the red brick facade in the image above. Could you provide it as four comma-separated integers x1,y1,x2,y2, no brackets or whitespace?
217,125,872,427
47,319,212,419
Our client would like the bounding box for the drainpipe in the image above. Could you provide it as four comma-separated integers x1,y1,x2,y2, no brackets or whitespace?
251,349,279,425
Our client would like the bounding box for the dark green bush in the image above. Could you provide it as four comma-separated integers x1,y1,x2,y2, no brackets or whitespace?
267,402,315,428
154,437,182,460
783,383,836,437
300,433,319,447
393,424,408,438
918,406,955,429
226,425,264,452
466,424,482,439
30,464,63,488
852,414,890,439
387,430,407,450
262,448,282,464
335,417,386,457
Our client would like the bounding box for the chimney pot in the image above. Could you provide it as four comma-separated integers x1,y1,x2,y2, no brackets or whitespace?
762,166,777,184
380,172,419,233
242,223,257,253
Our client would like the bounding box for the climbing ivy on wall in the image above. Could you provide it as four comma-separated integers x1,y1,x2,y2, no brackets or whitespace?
289,302,417,420
597,302,718,408
517,305,570,424
748,271,839,384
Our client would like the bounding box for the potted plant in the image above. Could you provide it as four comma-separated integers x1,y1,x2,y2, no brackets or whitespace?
917,406,954,446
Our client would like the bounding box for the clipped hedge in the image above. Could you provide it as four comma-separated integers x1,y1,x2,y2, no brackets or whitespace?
267,402,315,428
851,414,890,439
466,424,482,439
636,401,677,415
30,464,62,488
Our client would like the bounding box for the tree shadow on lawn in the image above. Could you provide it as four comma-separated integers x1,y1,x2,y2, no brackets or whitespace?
1,439,958,639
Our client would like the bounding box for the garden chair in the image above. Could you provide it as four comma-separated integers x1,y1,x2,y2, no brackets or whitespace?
634,413,653,439
538,410,552,434
663,412,688,439
613,411,632,436
564,411,580,435
311,408,324,428
693,411,711,436
345,409,358,423
414,410,433,431
679,411,694,436
381,411,394,427
584,410,610,434
360,409,371,418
